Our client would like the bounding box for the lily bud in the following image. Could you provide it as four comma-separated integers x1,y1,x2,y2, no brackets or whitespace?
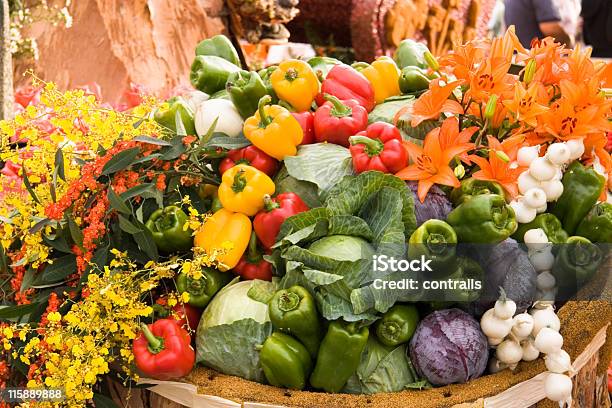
454,164,466,179
424,51,440,72
495,150,510,163
523,59,536,84
484,95,499,121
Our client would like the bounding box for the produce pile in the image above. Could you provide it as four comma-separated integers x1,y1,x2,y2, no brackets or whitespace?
0,28,611,407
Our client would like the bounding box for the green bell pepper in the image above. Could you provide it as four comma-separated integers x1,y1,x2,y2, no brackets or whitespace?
399,66,430,94
450,177,506,205
552,236,603,296
551,161,606,235
175,268,232,308
310,320,369,393
307,56,341,81
576,202,612,243
154,97,196,135
210,89,230,100
443,256,484,302
408,219,457,275
512,213,569,244
145,206,193,253
447,194,518,244
257,66,279,104
260,331,313,390
226,70,269,119
375,304,419,347
190,55,241,95
268,285,321,357
195,34,241,67
393,39,430,69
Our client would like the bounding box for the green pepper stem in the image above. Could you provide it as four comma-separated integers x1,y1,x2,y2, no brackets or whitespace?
231,169,248,193
277,292,301,312
380,321,401,342
263,194,280,212
154,210,178,232
284,68,299,82
258,95,273,127
246,231,263,264
324,94,352,118
140,323,164,354
349,135,384,157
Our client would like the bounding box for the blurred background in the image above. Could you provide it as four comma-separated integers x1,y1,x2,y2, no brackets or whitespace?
2,0,610,107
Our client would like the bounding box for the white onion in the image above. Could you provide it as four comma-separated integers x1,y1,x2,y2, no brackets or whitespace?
481,309,513,339
540,180,564,202
545,349,572,374
531,307,561,336
195,99,244,138
510,200,537,224
536,203,548,213
521,338,540,361
535,327,564,354
518,171,542,195
536,271,557,291
523,187,547,209
529,249,555,272
529,157,557,181
523,229,550,252
488,336,504,347
517,145,540,167
488,357,507,374
494,297,517,320
566,138,585,160
512,313,535,339
544,372,573,402
496,339,523,365
546,143,571,166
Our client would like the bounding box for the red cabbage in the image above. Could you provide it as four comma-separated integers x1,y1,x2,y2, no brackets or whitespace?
406,181,452,227
409,308,488,386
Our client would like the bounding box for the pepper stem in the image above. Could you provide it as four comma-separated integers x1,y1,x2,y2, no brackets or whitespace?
324,94,352,118
154,210,178,232
258,95,273,128
349,135,384,157
277,292,300,312
380,321,400,342
246,231,263,264
263,194,280,212
284,68,299,82
140,323,164,354
231,169,248,193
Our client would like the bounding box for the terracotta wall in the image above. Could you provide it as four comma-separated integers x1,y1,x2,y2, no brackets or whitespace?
13,0,227,103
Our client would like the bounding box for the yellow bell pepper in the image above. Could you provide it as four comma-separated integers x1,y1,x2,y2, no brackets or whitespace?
243,96,303,160
355,57,401,104
194,208,251,270
218,164,275,216
270,59,319,112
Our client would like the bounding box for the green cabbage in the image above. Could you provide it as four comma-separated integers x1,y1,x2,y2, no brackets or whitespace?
308,235,375,262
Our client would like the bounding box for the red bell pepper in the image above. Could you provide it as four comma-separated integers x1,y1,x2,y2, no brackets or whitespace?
233,232,273,281
291,111,315,145
314,94,368,147
133,319,195,380
172,303,202,331
348,122,408,174
316,65,375,112
218,145,279,177
254,193,309,249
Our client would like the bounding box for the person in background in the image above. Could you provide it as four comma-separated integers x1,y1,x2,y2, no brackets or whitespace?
554,0,581,45
504,0,572,48
488,0,506,38
581,0,612,58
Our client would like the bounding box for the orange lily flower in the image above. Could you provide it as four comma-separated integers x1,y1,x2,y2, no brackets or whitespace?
562,45,597,84
489,25,526,65
503,81,549,128
428,116,478,164
466,58,514,103
538,98,612,140
471,136,525,198
439,40,486,81
396,118,474,202
406,79,464,127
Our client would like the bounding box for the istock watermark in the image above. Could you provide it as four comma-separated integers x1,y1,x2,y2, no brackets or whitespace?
372,254,432,273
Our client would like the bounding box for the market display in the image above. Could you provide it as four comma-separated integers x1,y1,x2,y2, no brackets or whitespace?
0,25,611,408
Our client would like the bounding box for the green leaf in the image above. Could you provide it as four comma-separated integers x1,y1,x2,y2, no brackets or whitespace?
196,319,272,383
205,133,251,150
67,216,84,247
43,232,72,253
0,303,40,320
22,167,41,204
93,392,121,408
160,135,188,160
175,109,187,137
107,187,132,215
29,218,53,234
277,207,330,242
302,268,344,285
199,117,219,146
118,215,143,234
120,183,155,201
101,147,140,176
0,244,8,274
284,143,354,199
247,279,278,304
132,153,163,165
133,135,173,146
132,117,146,129
20,267,36,292
31,255,77,286
328,215,374,241
54,148,66,181
133,224,159,261
273,166,322,209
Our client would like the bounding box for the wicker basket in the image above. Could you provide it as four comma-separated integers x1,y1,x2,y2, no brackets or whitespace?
110,260,612,408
